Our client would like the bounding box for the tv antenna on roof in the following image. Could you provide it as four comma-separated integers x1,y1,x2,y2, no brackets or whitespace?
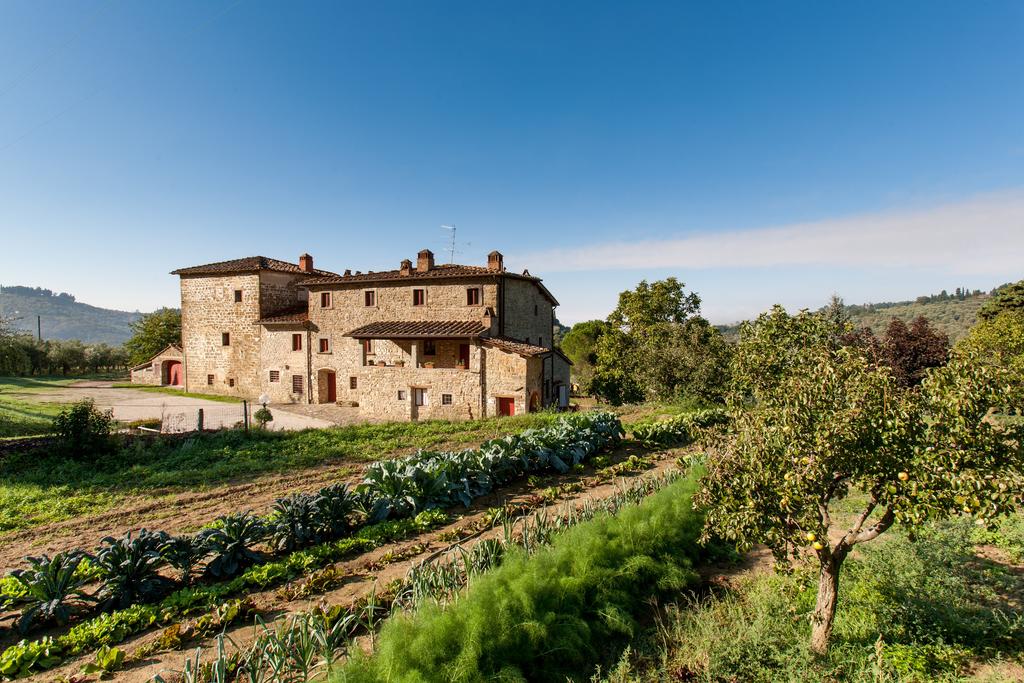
441,224,472,264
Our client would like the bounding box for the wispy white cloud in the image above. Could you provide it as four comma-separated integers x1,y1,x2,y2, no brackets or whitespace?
518,190,1024,275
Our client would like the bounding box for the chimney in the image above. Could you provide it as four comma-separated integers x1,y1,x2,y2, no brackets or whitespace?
487,250,504,271
299,253,314,273
400,259,413,276
483,306,499,336
343,269,352,277
417,249,434,272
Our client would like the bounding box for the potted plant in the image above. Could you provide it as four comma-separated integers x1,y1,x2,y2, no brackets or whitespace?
423,361,435,369
456,360,466,370
395,360,405,367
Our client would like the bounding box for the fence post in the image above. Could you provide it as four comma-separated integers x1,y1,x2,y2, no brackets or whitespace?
197,408,204,432
243,400,249,432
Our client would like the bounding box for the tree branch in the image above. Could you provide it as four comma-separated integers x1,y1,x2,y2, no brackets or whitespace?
849,507,895,545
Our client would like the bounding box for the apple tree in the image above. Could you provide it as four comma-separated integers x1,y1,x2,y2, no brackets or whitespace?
697,306,1024,654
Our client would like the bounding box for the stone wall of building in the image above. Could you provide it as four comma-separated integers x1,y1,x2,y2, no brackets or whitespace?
130,363,160,385
259,271,308,317
180,274,263,397
501,277,554,346
482,346,530,416
356,365,484,421
259,327,311,403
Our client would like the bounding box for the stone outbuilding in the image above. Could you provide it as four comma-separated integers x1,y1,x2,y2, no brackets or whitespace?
129,344,184,386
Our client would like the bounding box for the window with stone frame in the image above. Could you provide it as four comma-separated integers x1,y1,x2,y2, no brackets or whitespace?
442,393,453,405
466,287,481,306
350,376,358,390
228,378,235,387
412,288,426,306
234,289,243,303
269,370,280,382
222,332,230,346
364,290,376,306
292,333,303,351
320,292,332,308
318,338,330,353
363,339,374,355
292,375,303,394
207,374,214,385
397,390,407,400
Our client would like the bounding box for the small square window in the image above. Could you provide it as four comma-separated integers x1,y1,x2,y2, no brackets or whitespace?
269,370,280,382
207,374,214,386
319,338,330,353
397,390,407,400
412,289,425,306
442,393,453,405
364,290,376,307
228,378,235,388
292,334,303,351
222,332,230,346
292,375,303,393
466,288,481,306
234,289,243,303
423,340,436,356
320,292,332,308
349,376,358,390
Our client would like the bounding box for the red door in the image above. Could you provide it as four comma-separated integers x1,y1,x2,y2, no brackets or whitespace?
459,343,470,369
498,397,515,416
167,361,183,386
326,371,337,403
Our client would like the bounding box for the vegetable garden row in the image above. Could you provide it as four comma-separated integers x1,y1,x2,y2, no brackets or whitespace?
0,411,634,679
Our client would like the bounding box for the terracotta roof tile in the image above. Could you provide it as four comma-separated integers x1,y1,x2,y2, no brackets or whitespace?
256,305,310,325
171,256,336,277
298,264,559,305
346,320,487,338
481,337,550,357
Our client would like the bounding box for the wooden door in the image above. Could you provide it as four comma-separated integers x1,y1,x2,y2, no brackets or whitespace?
167,361,182,386
498,397,515,416
326,371,337,403
459,343,470,369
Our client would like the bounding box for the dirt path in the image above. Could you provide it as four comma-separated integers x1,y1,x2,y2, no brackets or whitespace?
30,448,685,682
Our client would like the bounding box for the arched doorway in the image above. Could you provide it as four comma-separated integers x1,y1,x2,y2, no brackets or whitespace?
164,360,183,386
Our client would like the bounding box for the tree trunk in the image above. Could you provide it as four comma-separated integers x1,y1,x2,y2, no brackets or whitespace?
810,555,842,655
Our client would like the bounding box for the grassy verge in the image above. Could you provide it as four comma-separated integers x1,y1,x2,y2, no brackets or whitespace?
0,412,561,534
335,468,718,682
109,384,244,403
596,520,1024,682
0,377,79,438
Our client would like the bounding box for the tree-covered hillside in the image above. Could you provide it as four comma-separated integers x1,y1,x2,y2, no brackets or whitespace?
0,285,143,344
717,285,1014,343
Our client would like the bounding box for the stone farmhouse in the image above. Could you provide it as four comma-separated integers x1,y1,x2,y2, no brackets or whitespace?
157,250,571,421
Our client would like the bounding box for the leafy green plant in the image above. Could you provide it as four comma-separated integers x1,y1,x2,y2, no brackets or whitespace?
270,493,322,552
94,529,173,610
200,512,267,578
8,552,93,633
160,534,209,584
0,636,62,678
314,483,360,538
52,398,113,458
81,644,126,678
630,407,729,448
253,406,274,428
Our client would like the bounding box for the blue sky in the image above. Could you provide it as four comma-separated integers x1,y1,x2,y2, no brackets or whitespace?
1,1,1022,324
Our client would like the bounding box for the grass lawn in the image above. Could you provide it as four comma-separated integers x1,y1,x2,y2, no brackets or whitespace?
0,376,85,438
110,383,243,403
0,411,562,534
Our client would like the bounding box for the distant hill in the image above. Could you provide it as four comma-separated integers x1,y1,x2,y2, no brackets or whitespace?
0,286,143,345
717,285,1011,343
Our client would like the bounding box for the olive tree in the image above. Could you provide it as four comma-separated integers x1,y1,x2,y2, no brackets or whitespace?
697,306,1024,654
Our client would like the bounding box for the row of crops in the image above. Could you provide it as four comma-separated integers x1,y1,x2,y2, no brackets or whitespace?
158,469,691,683
0,411,625,679
630,407,729,448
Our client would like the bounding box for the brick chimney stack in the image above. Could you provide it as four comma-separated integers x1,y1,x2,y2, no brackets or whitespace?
299,253,314,273
487,250,504,272
400,259,413,276
417,249,434,272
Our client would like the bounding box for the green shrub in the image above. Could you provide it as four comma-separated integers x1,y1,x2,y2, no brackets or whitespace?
51,398,113,458
335,470,710,682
